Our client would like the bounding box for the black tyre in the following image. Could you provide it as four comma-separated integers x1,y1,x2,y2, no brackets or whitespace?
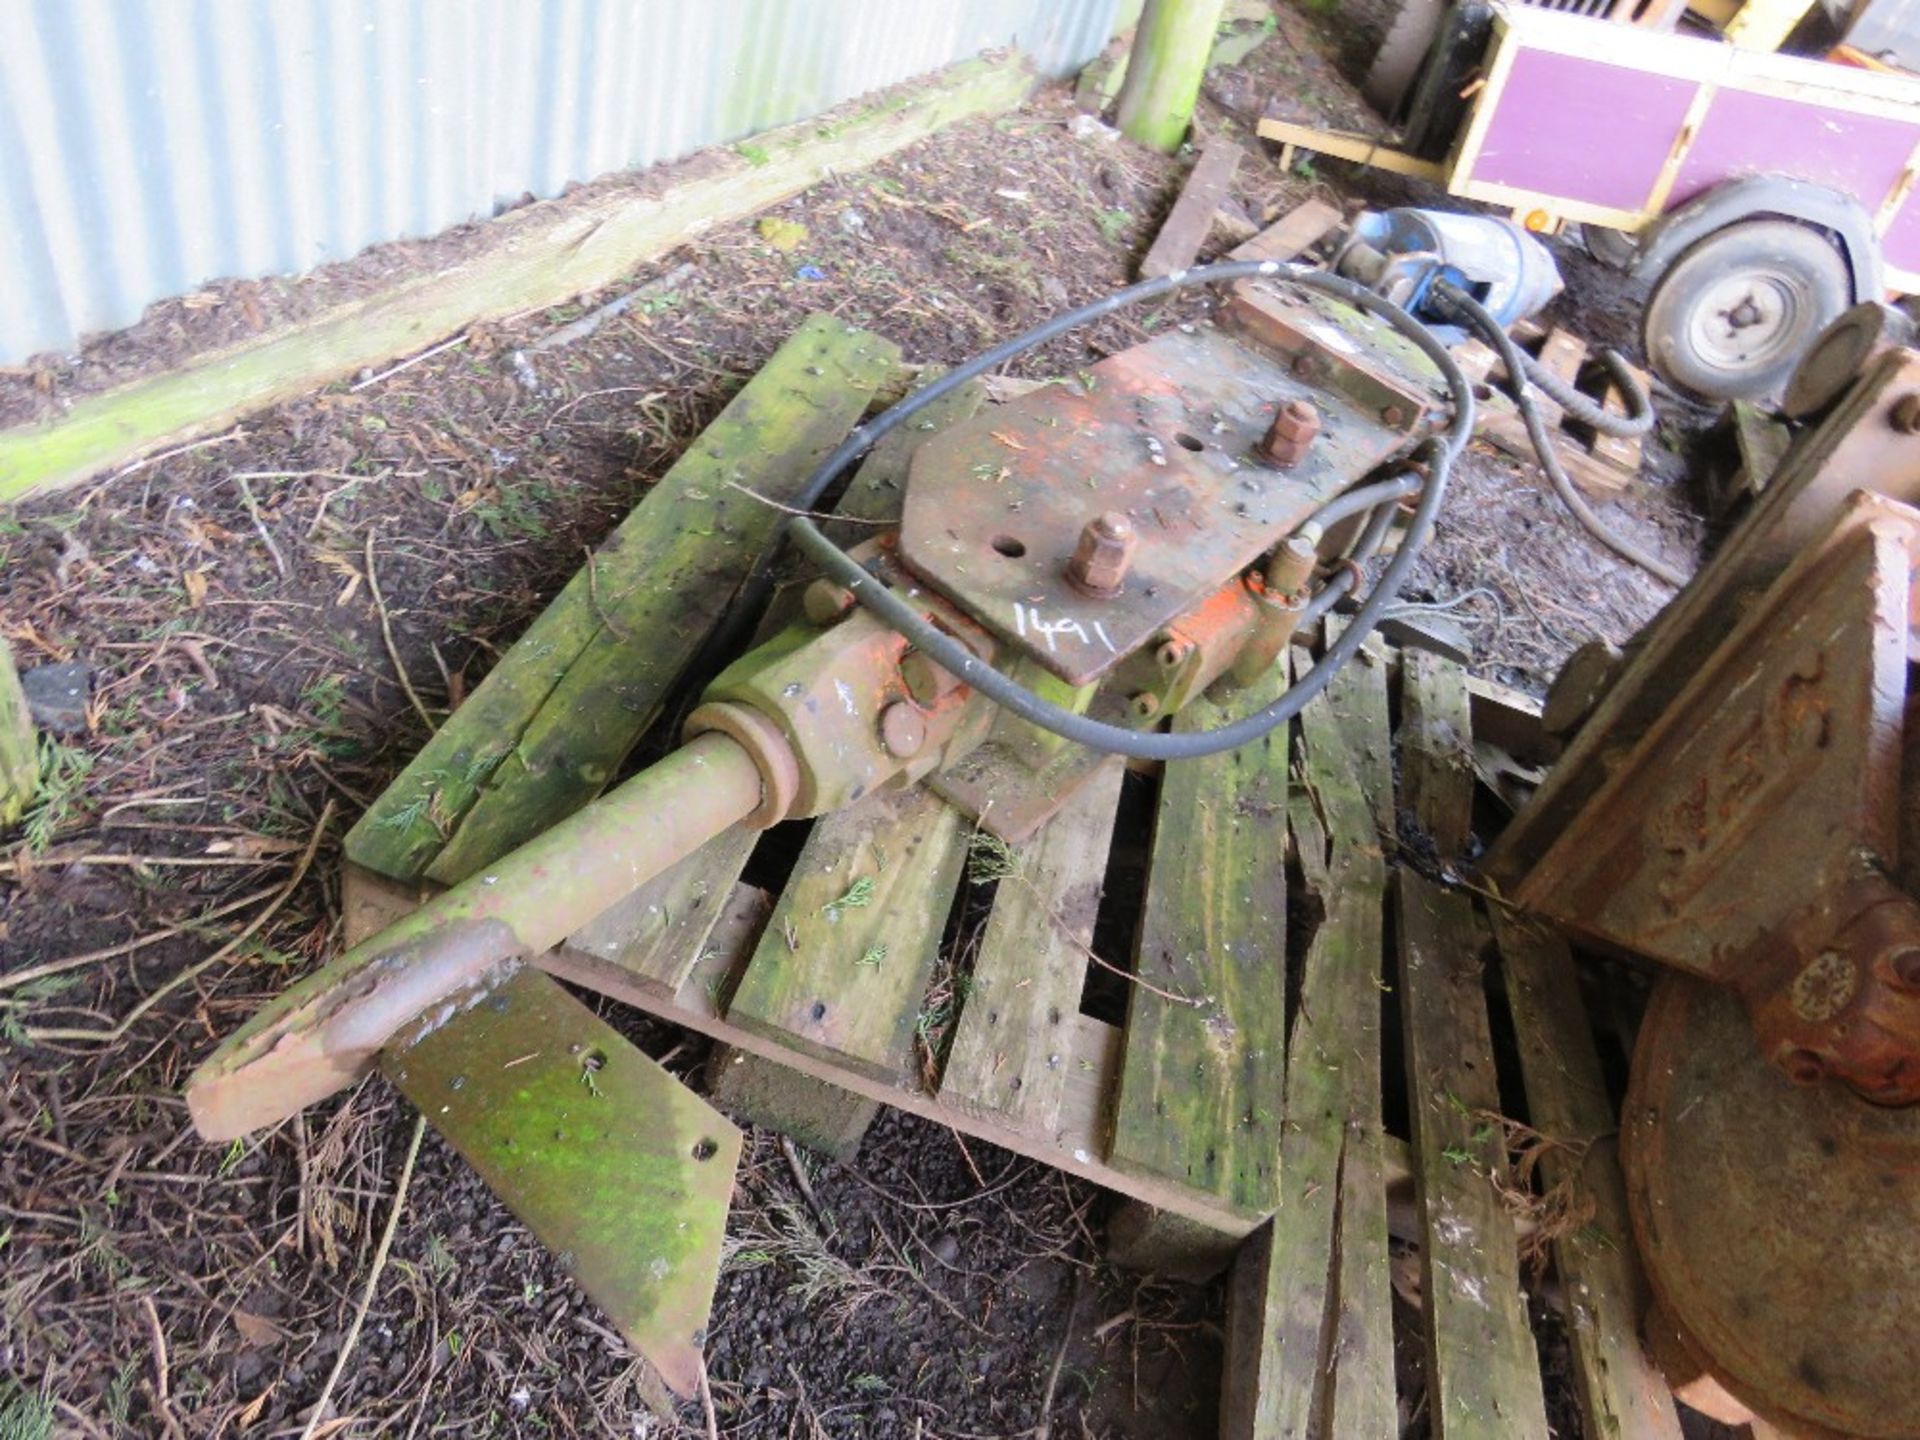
1642,219,1850,402
1364,0,1447,116
1581,224,1638,270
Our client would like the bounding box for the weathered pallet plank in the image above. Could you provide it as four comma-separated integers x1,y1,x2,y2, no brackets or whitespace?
0,55,1036,503
1397,651,1550,1440
1108,669,1289,1216
725,782,970,1083
1229,197,1343,264
939,760,1124,1134
1492,911,1684,1440
1221,642,1394,1440
1459,330,1637,498
565,377,992,1000
1139,136,1244,279
382,965,740,1399
341,315,897,885
424,326,901,885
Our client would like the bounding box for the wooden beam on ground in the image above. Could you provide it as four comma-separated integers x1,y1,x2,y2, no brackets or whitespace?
1139,136,1244,279
1108,668,1289,1218
1227,197,1343,264
1396,650,1550,1440
1491,911,1685,1440
0,55,1036,503
0,640,36,826
1254,118,1448,182
343,316,900,885
1221,638,1394,1440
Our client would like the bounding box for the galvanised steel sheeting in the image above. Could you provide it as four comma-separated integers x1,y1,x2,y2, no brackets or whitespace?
0,0,1118,365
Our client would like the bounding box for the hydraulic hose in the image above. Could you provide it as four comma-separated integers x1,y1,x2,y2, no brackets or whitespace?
1433,282,1686,590
775,260,1476,761
1517,345,1656,438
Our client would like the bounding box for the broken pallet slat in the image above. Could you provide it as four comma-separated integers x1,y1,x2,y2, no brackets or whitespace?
724,782,971,1083
1139,136,1245,279
1457,328,1639,498
1396,650,1550,1439
1492,911,1685,1440
380,965,741,1400
1221,641,1394,1440
939,760,1124,1134
343,315,899,886
1592,358,1652,474
1228,197,1342,264
1108,668,1289,1216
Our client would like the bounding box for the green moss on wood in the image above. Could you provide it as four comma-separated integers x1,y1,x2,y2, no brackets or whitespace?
0,641,37,826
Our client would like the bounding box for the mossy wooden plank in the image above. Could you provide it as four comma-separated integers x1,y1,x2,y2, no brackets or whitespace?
725,783,970,1083
1222,644,1393,1440
939,761,1124,1134
382,966,740,1399
342,314,896,884
549,379,989,996
423,323,901,884
0,56,1037,504
1108,667,1289,1217
0,640,36,826
1492,911,1684,1440
1396,652,1549,1440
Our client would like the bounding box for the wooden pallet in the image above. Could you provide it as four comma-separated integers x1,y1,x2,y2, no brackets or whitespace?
1458,320,1651,496
346,314,1687,1436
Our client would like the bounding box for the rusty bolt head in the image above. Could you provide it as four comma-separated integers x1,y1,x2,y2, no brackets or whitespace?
1155,636,1194,670
901,651,963,707
1065,510,1137,598
803,578,856,625
1779,1047,1829,1087
1381,404,1407,427
1883,946,1920,992
880,701,927,759
1258,399,1320,468
1892,394,1920,434
1129,692,1161,720
1290,352,1323,382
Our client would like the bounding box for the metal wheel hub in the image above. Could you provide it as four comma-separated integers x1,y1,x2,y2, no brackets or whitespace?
1691,270,1805,370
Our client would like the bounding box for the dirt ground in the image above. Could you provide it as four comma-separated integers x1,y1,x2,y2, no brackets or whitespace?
2,6,1718,1437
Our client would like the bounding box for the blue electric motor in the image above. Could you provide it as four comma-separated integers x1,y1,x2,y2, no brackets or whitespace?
1338,207,1564,333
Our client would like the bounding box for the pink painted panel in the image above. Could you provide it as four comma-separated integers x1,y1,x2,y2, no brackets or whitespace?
1668,89,1920,212
1472,49,1698,212
1881,192,1920,276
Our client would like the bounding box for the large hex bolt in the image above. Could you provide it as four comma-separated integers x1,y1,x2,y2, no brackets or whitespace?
1259,399,1321,468
901,651,963,707
1065,510,1138,598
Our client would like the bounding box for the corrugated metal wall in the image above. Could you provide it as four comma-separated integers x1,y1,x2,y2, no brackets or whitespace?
0,0,1119,365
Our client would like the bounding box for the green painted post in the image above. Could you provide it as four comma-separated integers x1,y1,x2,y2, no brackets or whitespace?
1115,0,1230,153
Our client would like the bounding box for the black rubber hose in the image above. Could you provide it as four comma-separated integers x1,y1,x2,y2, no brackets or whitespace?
774,263,1474,760
1299,472,1423,535
1516,345,1656,438
1301,498,1403,625
1434,282,1686,589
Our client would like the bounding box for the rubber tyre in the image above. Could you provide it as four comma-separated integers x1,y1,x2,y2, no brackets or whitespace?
1364,0,1446,116
1581,224,1638,270
1642,219,1850,402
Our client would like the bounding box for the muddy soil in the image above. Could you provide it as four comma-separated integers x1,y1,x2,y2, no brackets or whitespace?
2,6,1717,1436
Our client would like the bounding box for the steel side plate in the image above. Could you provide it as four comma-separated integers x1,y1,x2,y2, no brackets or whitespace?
382,966,740,1397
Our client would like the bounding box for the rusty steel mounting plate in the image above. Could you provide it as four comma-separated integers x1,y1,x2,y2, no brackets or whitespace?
383,966,741,1398
1624,975,1920,1440
897,321,1423,685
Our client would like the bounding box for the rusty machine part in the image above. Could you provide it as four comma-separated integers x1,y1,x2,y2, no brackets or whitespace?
1505,310,1920,1437
185,259,1476,1389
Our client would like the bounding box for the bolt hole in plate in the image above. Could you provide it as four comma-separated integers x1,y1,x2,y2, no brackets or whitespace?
1173,431,1206,451
991,534,1027,558
898,323,1429,686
